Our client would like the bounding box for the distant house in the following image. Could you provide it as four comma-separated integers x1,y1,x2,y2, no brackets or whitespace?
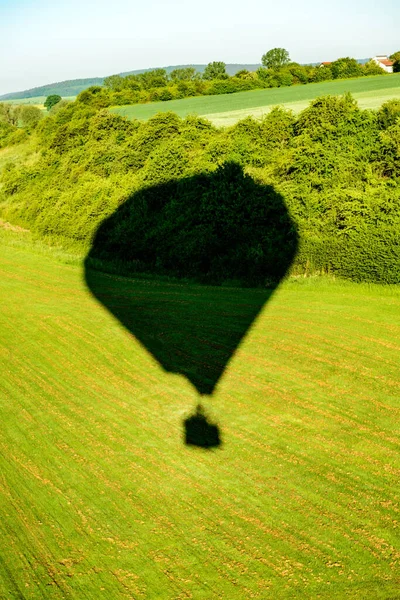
372,55,394,73
318,62,332,68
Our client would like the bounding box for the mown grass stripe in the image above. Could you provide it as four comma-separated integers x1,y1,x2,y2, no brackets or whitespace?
1,232,399,598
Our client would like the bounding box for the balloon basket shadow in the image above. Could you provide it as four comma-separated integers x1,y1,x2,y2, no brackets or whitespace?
183,404,221,449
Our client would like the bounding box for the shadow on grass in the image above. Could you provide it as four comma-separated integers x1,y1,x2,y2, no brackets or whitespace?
184,405,221,448
84,163,298,448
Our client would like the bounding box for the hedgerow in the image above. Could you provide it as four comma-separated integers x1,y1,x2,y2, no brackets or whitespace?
0,95,399,284
77,58,390,109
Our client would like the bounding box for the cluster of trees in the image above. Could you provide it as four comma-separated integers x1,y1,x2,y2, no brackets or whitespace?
1,95,399,284
0,102,43,148
0,102,43,128
73,49,399,108
0,95,66,148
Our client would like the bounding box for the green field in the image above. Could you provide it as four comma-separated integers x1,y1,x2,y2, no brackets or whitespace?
1,226,400,598
2,96,76,110
112,74,400,126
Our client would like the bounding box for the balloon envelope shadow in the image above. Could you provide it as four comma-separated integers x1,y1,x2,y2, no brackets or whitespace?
84,163,298,447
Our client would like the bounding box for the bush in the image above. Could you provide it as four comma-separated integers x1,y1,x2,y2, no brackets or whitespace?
76,86,112,109
0,122,28,148
310,66,333,82
44,95,62,111
331,57,363,79
16,105,43,128
377,99,400,129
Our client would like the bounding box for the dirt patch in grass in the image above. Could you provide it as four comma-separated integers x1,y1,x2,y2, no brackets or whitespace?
0,219,30,233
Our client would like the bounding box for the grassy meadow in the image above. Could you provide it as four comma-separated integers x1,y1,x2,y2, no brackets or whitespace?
112,73,400,125
2,97,76,111
1,227,400,598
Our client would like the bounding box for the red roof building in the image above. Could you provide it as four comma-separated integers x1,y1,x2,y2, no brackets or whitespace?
373,55,394,73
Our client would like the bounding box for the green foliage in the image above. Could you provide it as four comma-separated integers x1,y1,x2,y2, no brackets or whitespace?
261,48,290,70
330,57,363,79
76,86,112,108
1,95,399,284
49,98,72,115
363,59,386,76
0,122,27,148
294,93,359,140
376,99,400,129
234,69,254,80
311,65,333,82
390,51,400,72
44,94,62,111
103,74,125,91
379,121,400,177
16,105,43,128
169,67,199,82
202,62,229,80
0,102,18,126
287,63,310,84
138,69,169,89
72,56,398,111
274,71,294,87
0,104,30,148
205,78,259,95
88,161,297,284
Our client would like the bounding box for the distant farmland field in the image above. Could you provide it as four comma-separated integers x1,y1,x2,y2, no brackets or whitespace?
112,73,400,126
1,227,400,598
2,96,76,110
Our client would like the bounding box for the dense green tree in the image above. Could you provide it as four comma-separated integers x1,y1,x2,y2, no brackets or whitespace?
330,57,363,79
287,63,309,84
16,105,42,127
104,74,141,91
122,75,142,90
169,67,199,82
44,94,62,111
270,70,293,87
103,75,125,91
49,99,72,115
235,69,249,79
376,99,400,129
255,67,269,81
390,51,400,73
76,86,111,108
261,48,290,70
310,65,332,82
202,62,228,80
363,60,386,76
137,69,168,89
0,103,19,126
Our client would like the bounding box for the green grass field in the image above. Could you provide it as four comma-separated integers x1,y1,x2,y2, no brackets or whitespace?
2,97,76,111
1,226,400,598
112,74,400,126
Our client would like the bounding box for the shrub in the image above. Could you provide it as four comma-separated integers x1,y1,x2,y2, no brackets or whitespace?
377,99,400,129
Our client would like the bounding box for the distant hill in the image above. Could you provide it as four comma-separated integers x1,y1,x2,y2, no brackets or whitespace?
0,78,105,101
0,64,262,101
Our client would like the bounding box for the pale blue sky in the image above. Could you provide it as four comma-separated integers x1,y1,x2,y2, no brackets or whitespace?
0,0,398,95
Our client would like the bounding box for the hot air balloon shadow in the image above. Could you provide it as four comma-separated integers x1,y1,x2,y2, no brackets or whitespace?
84,163,298,448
